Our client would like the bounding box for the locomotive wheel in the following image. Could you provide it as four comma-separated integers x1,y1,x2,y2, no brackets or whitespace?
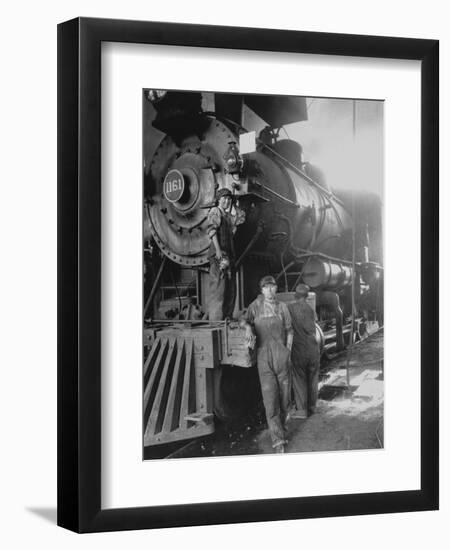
213,365,261,420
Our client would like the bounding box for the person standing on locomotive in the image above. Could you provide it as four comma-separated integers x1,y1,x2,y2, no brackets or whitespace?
242,276,293,453
288,284,320,418
206,188,245,320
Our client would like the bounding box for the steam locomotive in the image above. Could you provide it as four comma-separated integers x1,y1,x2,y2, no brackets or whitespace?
143,90,383,448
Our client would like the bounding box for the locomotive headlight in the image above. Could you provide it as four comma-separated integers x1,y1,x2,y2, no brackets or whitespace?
223,141,243,174
146,89,167,104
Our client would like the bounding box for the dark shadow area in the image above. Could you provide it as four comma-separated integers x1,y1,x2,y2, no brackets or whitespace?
26,507,57,525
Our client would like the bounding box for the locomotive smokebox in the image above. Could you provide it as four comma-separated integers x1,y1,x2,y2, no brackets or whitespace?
147,116,239,266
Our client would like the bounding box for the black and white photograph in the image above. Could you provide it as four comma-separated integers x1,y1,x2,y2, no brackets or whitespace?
143,89,384,459
0,0,445,542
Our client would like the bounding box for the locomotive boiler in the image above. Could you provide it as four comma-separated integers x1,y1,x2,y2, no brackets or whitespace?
143,90,383,448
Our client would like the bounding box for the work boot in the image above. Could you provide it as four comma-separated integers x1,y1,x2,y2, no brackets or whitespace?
273,439,287,454
291,409,307,419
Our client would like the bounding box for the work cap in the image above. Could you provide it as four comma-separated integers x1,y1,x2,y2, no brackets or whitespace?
295,283,310,298
216,188,232,200
260,275,277,288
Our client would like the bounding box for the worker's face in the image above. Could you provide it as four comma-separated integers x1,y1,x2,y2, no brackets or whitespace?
219,195,231,210
261,283,277,301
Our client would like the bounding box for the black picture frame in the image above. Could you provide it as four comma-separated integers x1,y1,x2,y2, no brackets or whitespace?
57,17,439,533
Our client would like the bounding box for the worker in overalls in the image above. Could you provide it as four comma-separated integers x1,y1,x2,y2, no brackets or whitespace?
206,188,245,320
288,284,320,417
207,188,245,418
243,275,293,453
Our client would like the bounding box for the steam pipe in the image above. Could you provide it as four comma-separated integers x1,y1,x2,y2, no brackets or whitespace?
251,181,300,208
144,255,167,318
235,223,264,269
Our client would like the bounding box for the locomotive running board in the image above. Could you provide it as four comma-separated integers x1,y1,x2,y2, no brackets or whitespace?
143,331,217,446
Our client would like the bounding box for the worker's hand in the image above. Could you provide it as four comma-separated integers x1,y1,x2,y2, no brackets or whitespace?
215,250,223,261
244,325,256,349
219,256,230,271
